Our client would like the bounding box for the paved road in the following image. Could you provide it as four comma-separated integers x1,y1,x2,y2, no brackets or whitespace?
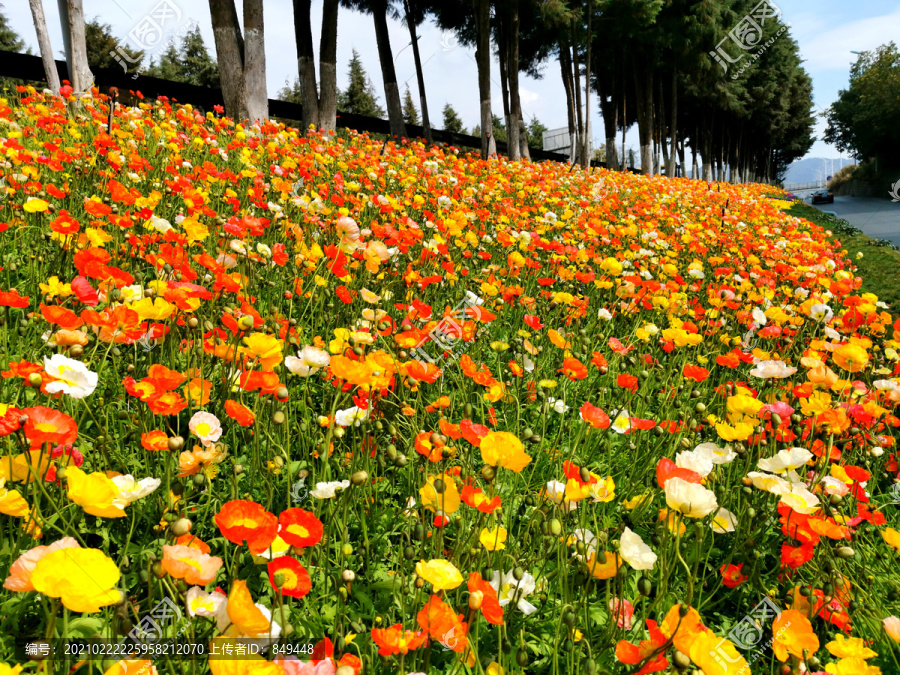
792,191,900,247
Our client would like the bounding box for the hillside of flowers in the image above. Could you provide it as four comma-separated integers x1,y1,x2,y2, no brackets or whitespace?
1,86,899,675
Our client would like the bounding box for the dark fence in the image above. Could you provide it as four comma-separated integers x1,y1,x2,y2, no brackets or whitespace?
0,49,612,167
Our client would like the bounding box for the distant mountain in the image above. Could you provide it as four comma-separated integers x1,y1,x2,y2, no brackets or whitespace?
784,157,855,186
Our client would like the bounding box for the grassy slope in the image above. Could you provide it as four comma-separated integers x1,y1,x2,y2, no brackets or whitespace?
789,200,900,319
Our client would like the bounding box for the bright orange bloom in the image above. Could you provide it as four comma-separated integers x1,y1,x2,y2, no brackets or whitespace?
467,572,504,625
224,580,272,637
278,508,323,547
660,604,707,654
141,430,170,452
772,609,820,661
683,364,709,382
21,406,78,449
615,619,669,674
460,485,501,513
559,357,588,380
268,556,312,598
371,624,427,656
184,377,213,405
40,303,84,330
414,431,445,462
215,500,278,554
580,402,610,429
224,400,255,427
720,563,747,588
174,534,211,553
416,595,468,652
146,391,188,416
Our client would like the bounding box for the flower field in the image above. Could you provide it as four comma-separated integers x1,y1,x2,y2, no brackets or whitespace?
2,87,900,675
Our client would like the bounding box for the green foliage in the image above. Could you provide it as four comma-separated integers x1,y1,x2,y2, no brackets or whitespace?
82,18,144,72
825,43,900,168
145,26,218,87
402,88,419,126
0,3,24,53
337,49,385,118
441,102,465,134
277,78,304,104
525,115,548,149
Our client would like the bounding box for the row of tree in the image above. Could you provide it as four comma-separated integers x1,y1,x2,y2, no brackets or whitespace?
20,0,815,181
825,43,900,171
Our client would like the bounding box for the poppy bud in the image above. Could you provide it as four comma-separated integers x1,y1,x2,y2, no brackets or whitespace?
273,411,286,425
171,518,192,537
168,436,185,451
28,373,43,387
836,546,855,559
151,561,166,579
513,567,525,581
239,315,255,330
673,651,692,669
342,570,355,583
549,518,562,536
469,591,484,610
679,604,690,617
351,471,368,485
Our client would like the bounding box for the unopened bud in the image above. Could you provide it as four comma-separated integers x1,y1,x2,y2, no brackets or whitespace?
168,436,185,451
469,591,484,610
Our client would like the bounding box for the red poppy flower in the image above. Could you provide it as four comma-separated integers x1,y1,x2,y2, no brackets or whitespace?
459,418,489,446
224,400,255,426
278,507,324,547
617,373,639,393
560,357,588,380
145,391,188,416
414,431,444,462
780,541,815,569
467,572,504,624
21,406,78,449
0,406,22,437
580,402,610,429
615,619,669,674
40,303,84,330
215,500,278,554
336,285,353,304
141,430,170,452
71,276,99,306
460,485,501,513
655,458,702,488
683,364,709,382
268,556,312,598
0,289,30,308
720,563,747,588
416,595,468,652
523,314,544,330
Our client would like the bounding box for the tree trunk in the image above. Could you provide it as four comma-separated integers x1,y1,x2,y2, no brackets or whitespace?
701,116,713,181
474,0,495,158
571,27,583,165
632,62,653,176
372,0,406,138
209,0,248,120
292,0,319,130
581,0,592,167
60,0,93,94
30,0,61,93
597,58,618,170
318,0,339,130
243,0,268,122
497,13,513,158
678,137,685,178
666,70,677,178
519,117,530,159
658,78,668,175
621,83,627,171
558,39,577,162
506,0,521,162
404,0,432,142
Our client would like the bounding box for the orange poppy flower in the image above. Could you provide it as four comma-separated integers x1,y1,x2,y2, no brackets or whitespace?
659,604,707,654
460,485,501,513
145,391,188,416
224,580,272,637
772,609,820,661
467,572,504,625
146,364,186,390
184,377,213,406
141,430,170,452
414,431,444,462
580,402,611,429
215,500,278,554
584,551,622,579
174,534,211,553
278,508,323,548
40,303,84,330
416,594,468,652
370,624,427,656
224,400,255,426
683,364,709,382
268,556,312,598
720,563,747,588
560,357,588,380
21,406,78,449
615,619,669,674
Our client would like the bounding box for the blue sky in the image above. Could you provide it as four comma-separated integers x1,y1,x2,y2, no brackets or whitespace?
5,0,899,160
